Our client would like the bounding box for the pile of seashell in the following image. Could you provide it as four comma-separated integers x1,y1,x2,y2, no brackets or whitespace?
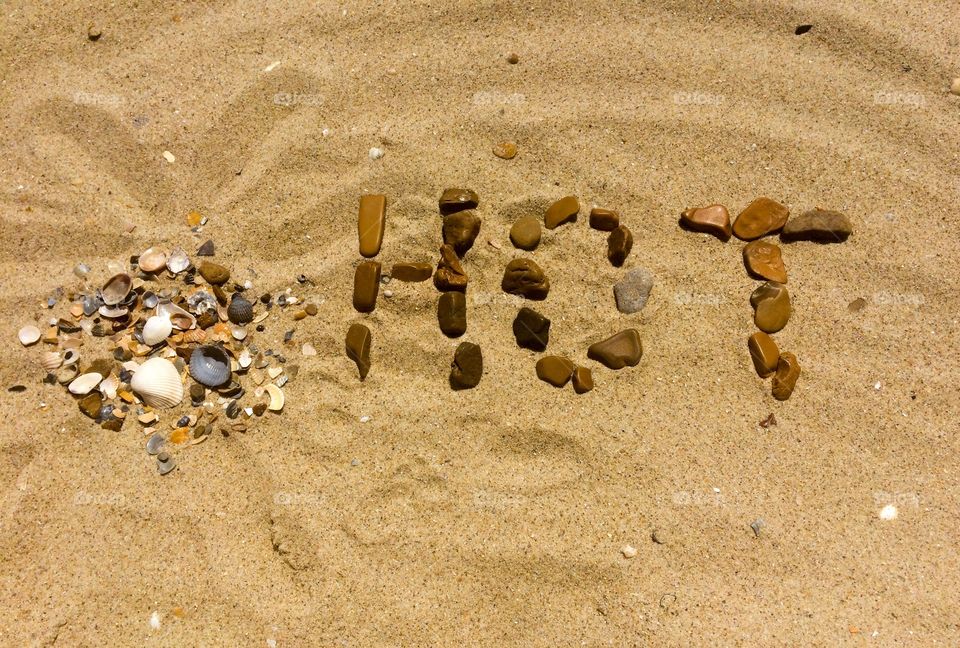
16,243,315,475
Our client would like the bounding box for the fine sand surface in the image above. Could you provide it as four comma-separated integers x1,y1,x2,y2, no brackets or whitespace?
2,1,959,645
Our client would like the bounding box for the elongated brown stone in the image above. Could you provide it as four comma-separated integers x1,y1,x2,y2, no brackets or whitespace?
450,342,482,390
501,258,549,300
442,210,481,257
433,245,468,292
439,188,478,215
589,208,620,231
353,261,381,313
358,194,386,257
345,323,372,380
680,204,732,241
750,282,791,333
733,197,789,241
772,352,800,400
545,196,579,229
572,367,594,393
438,291,467,337
587,329,642,369
536,356,575,387
748,332,780,378
607,225,633,267
391,262,433,282
781,209,852,243
743,240,788,283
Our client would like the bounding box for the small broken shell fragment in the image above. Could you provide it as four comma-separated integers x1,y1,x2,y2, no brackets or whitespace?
57,364,79,384
62,348,80,366
157,301,195,330
157,453,177,476
98,305,129,319
101,273,132,306
146,433,165,455
166,247,190,274
138,247,167,273
68,372,103,395
238,350,252,369
19,325,42,346
265,384,285,411
99,373,119,399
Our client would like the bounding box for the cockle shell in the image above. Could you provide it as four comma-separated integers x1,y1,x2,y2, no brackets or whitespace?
138,247,167,273
189,345,231,388
227,295,254,325
40,351,62,372
18,325,41,346
101,273,132,306
142,314,173,346
130,357,183,409
157,301,195,330
68,372,103,395
99,373,119,399
166,248,190,274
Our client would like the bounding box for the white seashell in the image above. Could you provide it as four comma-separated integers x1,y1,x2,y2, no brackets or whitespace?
142,314,173,346
130,357,183,409
18,325,41,346
238,350,252,369
99,374,119,399
62,349,80,367
138,247,167,273
265,384,284,411
68,372,103,395
99,305,129,318
231,326,247,341
156,301,195,330
101,273,132,306
166,247,190,274
40,351,62,372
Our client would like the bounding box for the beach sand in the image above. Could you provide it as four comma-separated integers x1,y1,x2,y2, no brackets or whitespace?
1,1,959,645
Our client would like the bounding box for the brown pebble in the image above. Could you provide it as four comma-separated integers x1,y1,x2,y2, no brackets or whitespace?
607,224,633,267
437,291,467,338
750,282,791,333
748,332,780,378
442,210,482,257
781,209,852,243
509,216,541,250
733,197,789,240
304,303,318,316
572,367,594,393
358,194,387,258
587,329,643,369
589,208,619,231
544,196,579,229
680,204,732,241
78,393,101,419
743,240,788,283
536,356,575,387
392,262,433,282
198,261,230,285
353,261,381,313
345,323,372,380
438,188,479,215
450,342,482,390
293,310,307,321
493,141,517,159
513,306,550,351
501,258,549,300
253,402,268,417
87,24,102,41
433,245,468,292
506,52,519,64
848,297,867,313
772,352,800,400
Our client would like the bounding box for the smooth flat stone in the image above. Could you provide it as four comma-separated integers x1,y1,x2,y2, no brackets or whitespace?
78,393,101,419
391,262,433,282
589,207,619,231
345,323,372,380
544,196,579,229
510,216,541,250
438,291,467,338
512,306,550,351
442,210,481,257
493,141,517,159
781,209,852,243
438,188,478,215
772,352,800,400
353,261,381,313
198,261,230,285
358,194,387,258
614,267,654,313
680,204,732,241
450,342,482,390
572,367,594,393
733,197,789,241
748,332,780,378
587,329,642,369
536,356,575,387
501,258,549,300
743,240,788,283
607,224,633,267
433,245,468,292
750,282,791,333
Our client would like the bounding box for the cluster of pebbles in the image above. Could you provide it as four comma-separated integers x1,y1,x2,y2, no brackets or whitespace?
347,190,646,392
680,197,853,400
16,240,314,475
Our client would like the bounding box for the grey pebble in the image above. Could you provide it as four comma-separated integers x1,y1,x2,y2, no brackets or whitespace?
750,518,765,537
614,267,654,314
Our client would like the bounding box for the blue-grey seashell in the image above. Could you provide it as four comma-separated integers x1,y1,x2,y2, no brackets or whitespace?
189,345,232,387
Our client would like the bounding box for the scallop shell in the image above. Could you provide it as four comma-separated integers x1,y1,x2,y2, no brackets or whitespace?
130,357,183,409
138,247,167,273
166,247,190,274
157,301,196,330
189,345,232,388
227,295,254,325
68,372,103,395
101,273,132,306
142,314,173,346
40,351,62,372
